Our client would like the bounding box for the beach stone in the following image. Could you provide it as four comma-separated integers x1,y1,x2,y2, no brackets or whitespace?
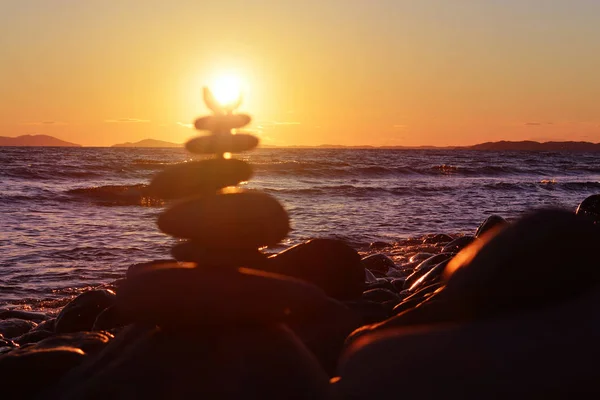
55,289,116,334
391,278,407,292
14,329,54,346
442,209,600,321
335,288,600,399
404,253,453,289
442,236,475,253
422,233,453,244
158,190,289,249
369,241,392,249
33,318,55,333
0,318,37,338
0,310,49,322
360,254,396,274
343,301,390,325
48,324,329,400
365,279,396,292
266,239,364,300
92,305,129,331
171,241,268,268
0,346,85,398
34,331,113,356
148,158,252,199
576,194,600,222
118,267,333,327
126,259,196,279
364,268,378,283
408,259,451,292
186,133,259,154
409,252,435,263
475,215,508,238
193,114,252,132
361,288,401,304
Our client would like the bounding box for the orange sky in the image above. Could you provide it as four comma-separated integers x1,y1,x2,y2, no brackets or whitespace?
1,1,599,147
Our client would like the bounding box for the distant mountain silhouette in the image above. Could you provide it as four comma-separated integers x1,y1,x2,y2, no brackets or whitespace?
0,134,81,147
465,141,600,151
112,139,181,148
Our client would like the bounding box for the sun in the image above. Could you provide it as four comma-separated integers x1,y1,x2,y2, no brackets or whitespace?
209,75,243,108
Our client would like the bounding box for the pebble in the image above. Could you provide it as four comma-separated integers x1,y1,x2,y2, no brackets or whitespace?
186,133,259,154
158,190,289,249
360,254,396,274
193,114,252,132
148,158,252,199
0,318,37,339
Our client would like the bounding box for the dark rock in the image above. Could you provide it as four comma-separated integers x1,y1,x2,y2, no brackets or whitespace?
55,290,116,334
404,253,454,288
34,331,113,355
360,254,396,274
118,267,334,327
361,288,401,304
335,288,600,399
408,259,451,292
409,252,435,263
0,346,85,399
186,132,259,154
0,310,49,322
0,318,37,338
422,233,453,244
127,259,196,279
14,329,54,346
475,214,508,238
576,194,600,222
364,268,378,283
391,278,407,292
33,318,55,333
158,190,289,249
442,209,600,321
343,301,391,325
266,239,364,300
365,278,396,293
47,324,329,399
369,241,392,249
0,334,18,354
442,235,475,253
92,306,129,331
193,114,252,132
148,158,252,199
171,241,268,268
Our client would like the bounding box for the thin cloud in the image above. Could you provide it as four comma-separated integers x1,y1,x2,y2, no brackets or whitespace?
21,121,66,125
525,122,543,126
176,122,193,128
104,118,150,123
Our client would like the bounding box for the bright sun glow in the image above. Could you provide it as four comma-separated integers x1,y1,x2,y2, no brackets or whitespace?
210,75,242,107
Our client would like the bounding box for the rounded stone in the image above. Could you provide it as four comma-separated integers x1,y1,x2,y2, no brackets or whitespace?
360,254,396,274
55,290,116,334
441,236,475,253
171,241,268,268
576,194,600,222
158,190,289,249
117,267,332,327
126,260,196,279
148,159,252,199
194,114,251,132
475,214,508,238
186,133,259,154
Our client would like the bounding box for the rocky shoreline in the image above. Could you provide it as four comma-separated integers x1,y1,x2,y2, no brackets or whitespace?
1,194,600,398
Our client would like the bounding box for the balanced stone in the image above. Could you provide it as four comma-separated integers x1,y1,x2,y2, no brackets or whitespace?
194,114,251,132
576,194,600,222
171,241,268,268
186,133,259,154
158,189,289,249
148,158,252,199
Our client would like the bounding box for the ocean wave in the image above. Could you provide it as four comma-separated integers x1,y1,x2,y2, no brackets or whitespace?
67,184,164,206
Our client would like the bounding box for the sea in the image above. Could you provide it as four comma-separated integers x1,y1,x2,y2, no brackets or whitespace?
1,147,600,310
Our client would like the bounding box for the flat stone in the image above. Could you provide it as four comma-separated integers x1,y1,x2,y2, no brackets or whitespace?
186,133,259,154
158,189,289,249
171,241,268,268
194,114,251,132
0,318,37,339
117,267,332,327
126,259,196,279
0,310,49,322
14,329,54,346
148,158,252,199
34,331,114,356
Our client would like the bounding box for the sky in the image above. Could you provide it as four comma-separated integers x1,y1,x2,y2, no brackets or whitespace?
1,0,599,147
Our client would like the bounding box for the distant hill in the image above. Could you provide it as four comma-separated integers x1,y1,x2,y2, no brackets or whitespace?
465,141,600,151
0,134,81,147
112,139,181,148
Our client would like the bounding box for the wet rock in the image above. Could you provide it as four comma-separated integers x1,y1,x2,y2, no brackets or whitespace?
0,310,49,322
361,288,401,304
55,290,116,334
422,233,453,244
34,331,113,355
171,242,268,268
365,278,396,293
404,253,454,288
0,334,18,354
391,278,406,292
33,318,55,333
576,194,600,222
369,241,392,249
92,305,129,331
0,347,85,399
475,215,508,238
158,190,289,249
408,259,451,292
118,267,333,327
365,268,378,283
148,158,252,199
186,132,259,154
0,318,37,339
361,254,396,274
47,324,329,400
14,329,54,346
409,252,435,263
266,239,364,300
193,114,252,132
442,236,475,253
443,209,600,321
126,259,196,279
